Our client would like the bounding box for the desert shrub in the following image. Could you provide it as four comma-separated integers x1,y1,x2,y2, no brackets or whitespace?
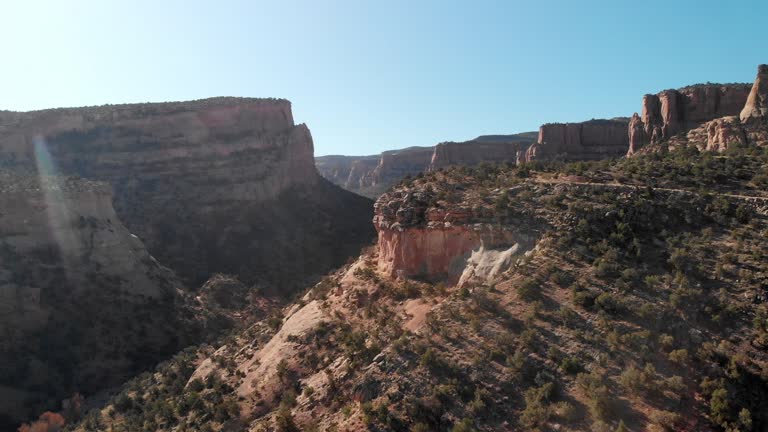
559,356,583,375
450,418,476,432
517,278,540,302
668,349,689,365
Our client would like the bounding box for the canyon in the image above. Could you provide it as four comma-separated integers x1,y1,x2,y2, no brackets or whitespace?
0,97,374,289
315,133,537,198
0,173,200,427
320,67,768,199
7,64,768,432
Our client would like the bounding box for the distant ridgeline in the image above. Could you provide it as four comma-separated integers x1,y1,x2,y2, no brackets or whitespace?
317,65,768,198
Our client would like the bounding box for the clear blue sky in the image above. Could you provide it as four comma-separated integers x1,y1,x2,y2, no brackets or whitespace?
1,0,766,156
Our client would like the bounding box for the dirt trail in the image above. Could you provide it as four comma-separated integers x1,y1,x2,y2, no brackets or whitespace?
531,177,768,203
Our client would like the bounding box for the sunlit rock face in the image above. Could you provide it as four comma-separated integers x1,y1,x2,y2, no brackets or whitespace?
0,173,194,429
373,189,536,282
316,134,538,199
627,84,752,154
0,98,374,289
524,119,629,162
428,133,538,171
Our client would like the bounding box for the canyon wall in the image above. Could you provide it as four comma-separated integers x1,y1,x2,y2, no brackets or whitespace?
317,147,433,198
524,119,629,162
0,174,197,428
316,133,537,198
627,84,752,154
0,98,374,289
740,64,768,123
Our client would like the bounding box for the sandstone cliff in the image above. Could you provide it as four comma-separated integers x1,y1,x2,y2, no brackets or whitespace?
428,132,538,170
524,119,629,162
0,173,196,428
627,83,752,154
317,147,433,198
316,133,537,198
630,66,768,154
740,64,768,123
373,185,538,282
0,98,374,289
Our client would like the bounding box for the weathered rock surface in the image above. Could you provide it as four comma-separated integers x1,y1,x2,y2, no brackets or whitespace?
0,174,196,428
316,133,537,198
428,132,538,170
524,119,629,162
740,64,768,123
373,188,536,281
627,84,752,154
317,147,433,198
0,97,374,289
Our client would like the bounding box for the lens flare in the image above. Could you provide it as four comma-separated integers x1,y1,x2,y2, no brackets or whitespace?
33,135,79,278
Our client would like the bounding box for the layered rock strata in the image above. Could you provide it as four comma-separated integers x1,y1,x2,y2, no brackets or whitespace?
0,98,374,288
627,83,752,154
316,134,537,198
428,132,538,170
524,119,629,162
0,173,195,428
373,189,537,281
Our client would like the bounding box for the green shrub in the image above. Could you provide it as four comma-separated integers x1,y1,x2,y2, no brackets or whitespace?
517,278,540,302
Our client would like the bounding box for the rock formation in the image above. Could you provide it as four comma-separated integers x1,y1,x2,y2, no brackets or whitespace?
317,147,433,198
428,132,538,171
373,188,537,281
316,133,537,198
524,119,629,162
740,64,768,123
627,84,752,154
0,98,374,289
0,173,197,428
631,66,768,154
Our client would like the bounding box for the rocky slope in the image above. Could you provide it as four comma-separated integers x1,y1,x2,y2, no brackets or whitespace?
0,98,374,289
0,173,200,429
65,145,768,431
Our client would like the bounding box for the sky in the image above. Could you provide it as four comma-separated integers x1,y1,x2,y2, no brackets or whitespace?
1,1,766,156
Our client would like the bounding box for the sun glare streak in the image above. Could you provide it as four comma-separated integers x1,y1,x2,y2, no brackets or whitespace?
33,135,79,277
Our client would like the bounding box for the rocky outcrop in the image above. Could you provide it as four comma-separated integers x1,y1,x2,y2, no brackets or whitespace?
634,66,768,154
524,119,629,162
373,188,536,281
0,98,374,289
0,173,196,428
428,132,537,170
627,84,752,154
740,64,768,123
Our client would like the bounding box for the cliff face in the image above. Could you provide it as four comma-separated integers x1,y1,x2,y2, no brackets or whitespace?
524,119,629,162
630,66,768,154
740,64,768,123
627,84,752,154
0,174,196,428
0,98,374,289
428,132,538,170
373,188,537,282
316,147,433,198
316,134,537,198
